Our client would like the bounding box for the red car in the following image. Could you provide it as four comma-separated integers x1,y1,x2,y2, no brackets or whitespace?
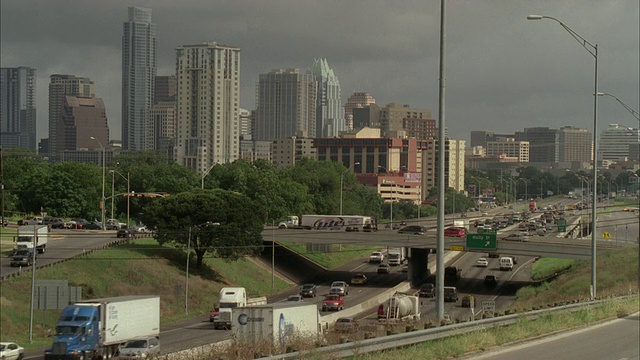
321,294,344,311
444,227,467,237
209,307,219,322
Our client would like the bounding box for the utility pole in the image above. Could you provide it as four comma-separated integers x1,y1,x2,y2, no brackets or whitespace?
1,147,4,228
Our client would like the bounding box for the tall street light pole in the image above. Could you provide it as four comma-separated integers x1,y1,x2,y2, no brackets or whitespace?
201,163,217,189
528,14,599,300
340,162,360,215
90,136,106,230
186,222,219,314
597,92,640,121
110,170,115,220
518,178,528,203
436,0,447,323
110,170,130,228
378,165,394,227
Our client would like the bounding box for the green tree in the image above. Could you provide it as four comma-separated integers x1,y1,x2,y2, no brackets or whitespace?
142,189,266,269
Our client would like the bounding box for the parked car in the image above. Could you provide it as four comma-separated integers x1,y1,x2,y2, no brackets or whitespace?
50,219,67,229
377,263,391,274
83,221,103,230
299,284,318,298
117,336,160,358
444,227,467,237
476,257,489,267
484,274,498,287
397,225,426,235
321,294,344,311
330,281,349,296
461,295,471,308
350,273,368,285
286,295,304,302
418,283,435,298
334,317,358,332
0,342,24,360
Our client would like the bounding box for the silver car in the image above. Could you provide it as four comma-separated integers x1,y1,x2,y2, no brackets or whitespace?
118,336,160,358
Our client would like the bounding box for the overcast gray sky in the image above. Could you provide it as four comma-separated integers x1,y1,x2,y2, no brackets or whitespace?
2,0,638,144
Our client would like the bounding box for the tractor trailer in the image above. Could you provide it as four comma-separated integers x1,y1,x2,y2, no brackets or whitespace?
44,295,160,360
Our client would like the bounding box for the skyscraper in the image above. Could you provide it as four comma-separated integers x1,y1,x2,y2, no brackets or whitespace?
122,6,157,151
254,69,317,141
0,67,36,151
174,42,241,173
309,58,343,138
48,74,95,160
599,124,640,161
344,92,376,131
61,96,109,151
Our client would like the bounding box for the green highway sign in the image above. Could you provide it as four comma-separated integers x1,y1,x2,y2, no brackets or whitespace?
466,233,497,250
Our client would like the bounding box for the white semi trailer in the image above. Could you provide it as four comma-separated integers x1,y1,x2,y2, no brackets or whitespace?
232,302,322,348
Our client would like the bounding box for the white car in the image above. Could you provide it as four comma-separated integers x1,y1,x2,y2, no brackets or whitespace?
369,251,384,263
504,232,530,242
0,342,24,360
476,258,489,267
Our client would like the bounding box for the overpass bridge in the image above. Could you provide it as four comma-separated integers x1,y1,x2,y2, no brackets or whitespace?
260,209,638,285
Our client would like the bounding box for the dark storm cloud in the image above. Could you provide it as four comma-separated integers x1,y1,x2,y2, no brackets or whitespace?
1,0,638,143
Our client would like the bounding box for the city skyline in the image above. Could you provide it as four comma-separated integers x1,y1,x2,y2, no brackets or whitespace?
1,1,638,144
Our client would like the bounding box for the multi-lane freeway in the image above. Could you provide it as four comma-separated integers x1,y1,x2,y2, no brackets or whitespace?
8,196,638,359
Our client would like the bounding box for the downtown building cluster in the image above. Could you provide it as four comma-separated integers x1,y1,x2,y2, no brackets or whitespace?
2,6,639,203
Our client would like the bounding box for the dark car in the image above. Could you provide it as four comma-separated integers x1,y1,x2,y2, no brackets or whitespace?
461,295,471,308
397,225,426,235
299,284,317,298
484,274,498,287
117,229,130,238
11,249,35,267
83,221,103,230
443,286,458,302
418,283,435,298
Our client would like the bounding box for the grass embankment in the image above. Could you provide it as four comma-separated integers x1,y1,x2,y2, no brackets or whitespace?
0,239,291,348
281,242,380,269
345,297,638,360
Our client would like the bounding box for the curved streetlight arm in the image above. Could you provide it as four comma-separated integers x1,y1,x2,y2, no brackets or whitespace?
527,15,597,57
597,92,640,121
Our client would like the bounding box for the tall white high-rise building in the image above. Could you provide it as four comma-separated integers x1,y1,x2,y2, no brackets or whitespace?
174,42,241,174
254,69,317,141
122,6,157,151
309,58,343,138
0,67,36,151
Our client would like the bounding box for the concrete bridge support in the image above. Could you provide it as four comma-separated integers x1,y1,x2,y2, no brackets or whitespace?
407,247,430,287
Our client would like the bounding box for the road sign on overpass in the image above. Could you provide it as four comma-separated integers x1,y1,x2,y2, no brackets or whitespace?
466,233,497,250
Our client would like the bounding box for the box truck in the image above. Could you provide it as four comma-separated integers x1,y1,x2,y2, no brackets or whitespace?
213,287,267,329
231,303,321,348
44,295,160,360
387,247,406,266
14,225,49,254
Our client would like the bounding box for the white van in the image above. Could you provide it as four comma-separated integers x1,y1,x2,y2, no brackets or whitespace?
499,257,514,271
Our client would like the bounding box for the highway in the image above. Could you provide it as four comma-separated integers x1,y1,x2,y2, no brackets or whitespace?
466,312,640,360
12,197,638,358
